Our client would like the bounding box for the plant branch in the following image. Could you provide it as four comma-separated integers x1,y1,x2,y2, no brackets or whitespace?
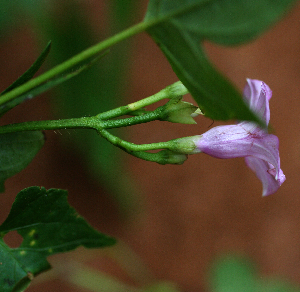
98,128,170,152
97,81,189,120
0,117,95,134
0,21,151,108
0,106,163,134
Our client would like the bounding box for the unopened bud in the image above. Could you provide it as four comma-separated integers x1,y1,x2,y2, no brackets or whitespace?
156,150,188,165
168,135,202,154
160,96,199,124
166,81,189,97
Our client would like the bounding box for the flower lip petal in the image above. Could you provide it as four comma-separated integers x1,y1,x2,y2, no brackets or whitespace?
245,157,285,196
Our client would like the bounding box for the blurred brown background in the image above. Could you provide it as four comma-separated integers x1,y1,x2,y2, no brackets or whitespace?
0,1,300,291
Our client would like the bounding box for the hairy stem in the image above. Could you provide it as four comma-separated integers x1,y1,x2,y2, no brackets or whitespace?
98,129,170,152
0,117,95,134
97,81,189,120
98,129,187,165
0,106,163,134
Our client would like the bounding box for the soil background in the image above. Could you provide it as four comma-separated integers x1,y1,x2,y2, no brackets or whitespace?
1,2,300,292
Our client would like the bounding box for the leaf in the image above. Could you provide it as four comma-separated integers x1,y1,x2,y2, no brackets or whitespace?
0,186,116,292
145,0,296,45
210,255,300,292
0,131,45,193
149,29,257,121
0,41,51,116
0,53,104,117
1,41,51,96
144,0,297,122
210,255,257,292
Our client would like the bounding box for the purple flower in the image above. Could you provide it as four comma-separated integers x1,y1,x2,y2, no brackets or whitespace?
195,79,285,196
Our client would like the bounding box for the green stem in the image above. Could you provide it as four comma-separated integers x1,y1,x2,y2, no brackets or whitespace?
97,81,189,120
0,112,190,164
0,106,162,134
0,21,151,107
0,117,95,134
98,128,170,152
98,129,187,165
101,110,161,129
0,82,191,134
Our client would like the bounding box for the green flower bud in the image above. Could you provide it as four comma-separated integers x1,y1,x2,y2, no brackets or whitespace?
168,135,202,154
160,96,200,124
166,81,189,97
156,149,188,165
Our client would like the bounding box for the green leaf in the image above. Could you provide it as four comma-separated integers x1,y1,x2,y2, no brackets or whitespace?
210,255,257,292
0,53,104,117
0,41,51,116
0,131,45,193
149,30,257,121
145,0,296,45
0,41,51,96
0,186,116,292
144,0,297,121
210,255,300,292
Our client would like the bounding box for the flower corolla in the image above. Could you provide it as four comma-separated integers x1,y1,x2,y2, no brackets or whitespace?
195,79,285,196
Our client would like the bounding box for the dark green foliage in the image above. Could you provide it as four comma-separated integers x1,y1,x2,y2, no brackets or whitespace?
145,0,297,122
0,42,51,96
0,41,51,116
0,132,45,192
0,186,116,292
210,255,300,292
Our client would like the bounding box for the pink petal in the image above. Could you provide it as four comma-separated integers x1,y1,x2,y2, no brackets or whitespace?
193,78,285,196
196,123,280,175
245,156,286,196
